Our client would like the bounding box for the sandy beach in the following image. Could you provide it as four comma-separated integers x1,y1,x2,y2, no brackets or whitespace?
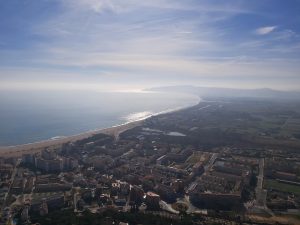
0,120,142,158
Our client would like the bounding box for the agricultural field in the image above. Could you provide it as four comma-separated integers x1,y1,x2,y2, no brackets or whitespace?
264,179,300,196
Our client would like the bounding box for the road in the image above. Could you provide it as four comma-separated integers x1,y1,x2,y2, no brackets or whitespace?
248,158,274,216
159,200,179,214
0,159,21,224
187,153,218,193
1,159,21,209
204,153,218,173
255,158,265,206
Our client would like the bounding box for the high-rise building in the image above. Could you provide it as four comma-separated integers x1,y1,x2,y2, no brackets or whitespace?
145,192,160,210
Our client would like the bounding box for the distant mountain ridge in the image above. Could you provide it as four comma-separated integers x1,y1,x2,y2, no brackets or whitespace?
146,85,300,100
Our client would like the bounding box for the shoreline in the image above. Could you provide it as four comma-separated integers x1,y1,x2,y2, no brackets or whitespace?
0,100,200,158
0,120,142,158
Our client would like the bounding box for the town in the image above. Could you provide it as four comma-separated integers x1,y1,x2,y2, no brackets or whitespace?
1,99,300,225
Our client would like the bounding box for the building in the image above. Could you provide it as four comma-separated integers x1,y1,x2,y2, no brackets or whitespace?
31,194,65,212
129,185,144,206
22,154,36,165
21,205,30,223
63,157,78,171
11,178,24,195
190,192,241,210
48,158,63,172
35,157,49,172
41,149,57,160
172,179,185,194
114,198,127,206
156,155,167,165
192,162,205,175
155,184,176,203
145,192,160,210
119,181,130,196
35,155,65,173
39,199,48,216
35,183,72,193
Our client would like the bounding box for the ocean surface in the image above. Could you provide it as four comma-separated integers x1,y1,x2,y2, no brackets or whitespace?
0,90,199,146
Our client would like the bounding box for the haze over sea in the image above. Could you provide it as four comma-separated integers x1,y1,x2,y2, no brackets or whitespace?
0,90,199,146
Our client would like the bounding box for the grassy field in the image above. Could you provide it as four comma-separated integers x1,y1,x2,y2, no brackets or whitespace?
264,179,300,196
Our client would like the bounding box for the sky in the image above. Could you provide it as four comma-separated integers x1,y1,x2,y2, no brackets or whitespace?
0,0,299,91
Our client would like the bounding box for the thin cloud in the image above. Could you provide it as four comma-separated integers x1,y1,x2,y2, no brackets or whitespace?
255,26,277,35
62,0,255,14
0,1,299,91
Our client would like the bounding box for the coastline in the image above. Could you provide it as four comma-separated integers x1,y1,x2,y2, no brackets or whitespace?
0,120,142,158
0,99,200,158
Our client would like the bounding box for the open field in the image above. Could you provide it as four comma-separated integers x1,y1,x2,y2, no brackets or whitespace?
264,179,300,196
248,214,300,225
135,99,300,150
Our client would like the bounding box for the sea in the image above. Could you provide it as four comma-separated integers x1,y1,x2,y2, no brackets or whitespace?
0,90,199,146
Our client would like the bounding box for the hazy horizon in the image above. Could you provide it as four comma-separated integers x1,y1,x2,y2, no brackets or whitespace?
0,90,199,146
